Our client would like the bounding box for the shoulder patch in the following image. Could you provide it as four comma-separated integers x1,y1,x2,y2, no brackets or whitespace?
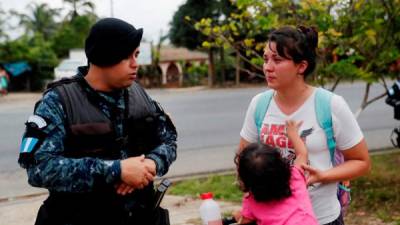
27,115,47,129
20,137,39,153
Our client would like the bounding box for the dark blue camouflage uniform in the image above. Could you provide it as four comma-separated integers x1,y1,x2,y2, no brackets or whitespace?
20,77,177,193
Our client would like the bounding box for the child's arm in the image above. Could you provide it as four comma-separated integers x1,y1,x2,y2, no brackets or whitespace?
286,120,308,166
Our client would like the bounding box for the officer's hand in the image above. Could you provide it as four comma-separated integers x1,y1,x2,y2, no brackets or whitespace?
143,158,157,176
115,182,135,195
120,155,155,189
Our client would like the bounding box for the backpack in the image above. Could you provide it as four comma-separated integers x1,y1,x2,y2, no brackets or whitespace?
254,87,351,215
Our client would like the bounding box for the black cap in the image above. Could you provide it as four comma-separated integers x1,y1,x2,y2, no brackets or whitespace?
85,18,143,67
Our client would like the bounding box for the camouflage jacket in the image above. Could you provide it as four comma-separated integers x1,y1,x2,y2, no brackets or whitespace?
19,76,177,193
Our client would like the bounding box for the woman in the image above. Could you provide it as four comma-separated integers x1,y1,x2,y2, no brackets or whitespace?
238,26,370,225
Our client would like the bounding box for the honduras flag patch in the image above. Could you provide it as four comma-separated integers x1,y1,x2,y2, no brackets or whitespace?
20,137,39,153
19,115,48,154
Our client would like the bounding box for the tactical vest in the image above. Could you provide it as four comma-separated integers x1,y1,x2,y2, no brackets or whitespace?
49,75,161,159
37,75,163,225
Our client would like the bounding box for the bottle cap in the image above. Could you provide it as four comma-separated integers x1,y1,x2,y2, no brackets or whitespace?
200,192,213,200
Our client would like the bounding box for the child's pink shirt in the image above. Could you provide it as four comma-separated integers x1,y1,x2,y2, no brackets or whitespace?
241,166,318,225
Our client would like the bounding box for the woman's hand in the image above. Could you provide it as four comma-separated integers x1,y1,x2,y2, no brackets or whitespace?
301,164,326,185
232,210,242,223
231,209,254,225
302,139,370,185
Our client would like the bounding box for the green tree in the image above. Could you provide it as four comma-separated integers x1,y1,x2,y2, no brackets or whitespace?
63,0,95,20
0,1,98,90
51,0,97,58
195,0,336,80
169,0,219,86
340,0,398,116
0,33,58,90
169,0,219,50
10,3,60,41
194,0,400,116
170,0,239,86
51,14,97,58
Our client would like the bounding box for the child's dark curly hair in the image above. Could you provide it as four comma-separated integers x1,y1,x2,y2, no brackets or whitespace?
235,143,292,202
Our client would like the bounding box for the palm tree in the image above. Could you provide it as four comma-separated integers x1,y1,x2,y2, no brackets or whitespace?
11,3,60,40
63,0,95,19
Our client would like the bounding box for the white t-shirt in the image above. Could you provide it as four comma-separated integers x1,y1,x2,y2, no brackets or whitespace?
240,88,363,224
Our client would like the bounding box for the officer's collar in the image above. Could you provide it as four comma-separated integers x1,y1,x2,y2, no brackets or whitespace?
76,66,125,103
77,66,89,77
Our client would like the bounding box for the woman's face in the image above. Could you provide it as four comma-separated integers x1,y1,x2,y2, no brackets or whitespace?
263,42,305,90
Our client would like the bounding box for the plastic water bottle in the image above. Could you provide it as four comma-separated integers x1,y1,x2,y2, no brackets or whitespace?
199,192,223,225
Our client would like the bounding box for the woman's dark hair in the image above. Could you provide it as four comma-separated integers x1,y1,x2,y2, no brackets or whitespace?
235,143,292,202
267,25,318,77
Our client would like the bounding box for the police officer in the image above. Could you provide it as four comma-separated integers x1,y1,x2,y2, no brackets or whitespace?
386,59,400,147
18,18,177,225
386,59,400,119
386,77,400,119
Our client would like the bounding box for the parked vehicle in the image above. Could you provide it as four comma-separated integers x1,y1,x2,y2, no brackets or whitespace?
53,59,86,81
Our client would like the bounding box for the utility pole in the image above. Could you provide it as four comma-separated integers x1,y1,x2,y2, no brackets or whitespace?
110,0,114,17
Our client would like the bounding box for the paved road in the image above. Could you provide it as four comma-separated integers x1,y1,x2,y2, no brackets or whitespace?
155,82,396,156
0,82,396,199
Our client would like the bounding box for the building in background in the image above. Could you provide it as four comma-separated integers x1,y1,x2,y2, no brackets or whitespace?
159,46,208,87
53,49,87,81
54,43,153,81
54,44,208,88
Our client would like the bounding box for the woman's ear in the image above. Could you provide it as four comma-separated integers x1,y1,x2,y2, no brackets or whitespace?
297,60,309,75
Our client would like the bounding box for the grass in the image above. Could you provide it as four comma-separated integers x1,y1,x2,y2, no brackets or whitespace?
348,151,400,223
168,174,242,202
168,151,400,224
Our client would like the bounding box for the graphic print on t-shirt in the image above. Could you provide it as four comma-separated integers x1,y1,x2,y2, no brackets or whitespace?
300,128,314,139
260,123,313,164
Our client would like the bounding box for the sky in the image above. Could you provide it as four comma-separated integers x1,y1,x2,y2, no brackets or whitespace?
0,0,186,42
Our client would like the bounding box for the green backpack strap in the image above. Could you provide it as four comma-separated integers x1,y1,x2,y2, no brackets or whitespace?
254,88,336,162
315,87,336,163
254,90,274,137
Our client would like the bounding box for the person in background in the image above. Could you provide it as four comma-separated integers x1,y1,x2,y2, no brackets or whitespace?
0,64,9,96
386,58,400,120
